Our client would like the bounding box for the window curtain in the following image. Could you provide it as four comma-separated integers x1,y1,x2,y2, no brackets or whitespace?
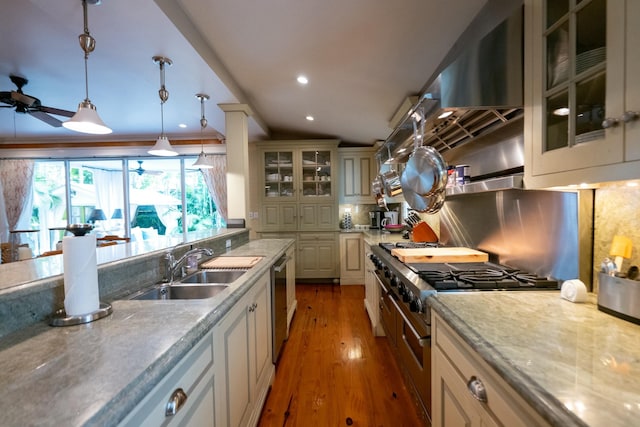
93,168,124,227
200,155,227,224
0,159,35,243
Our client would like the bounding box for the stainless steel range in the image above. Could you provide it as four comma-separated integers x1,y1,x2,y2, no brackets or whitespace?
370,241,561,422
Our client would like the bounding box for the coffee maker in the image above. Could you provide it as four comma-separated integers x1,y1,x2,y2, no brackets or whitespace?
369,211,384,229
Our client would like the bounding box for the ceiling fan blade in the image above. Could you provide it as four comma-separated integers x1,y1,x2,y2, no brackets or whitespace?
28,110,64,127
11,91,36,107
38,105,75,117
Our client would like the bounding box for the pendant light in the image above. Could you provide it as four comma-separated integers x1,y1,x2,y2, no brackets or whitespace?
148,56,178,156
63,0,112,135
192,93,214,168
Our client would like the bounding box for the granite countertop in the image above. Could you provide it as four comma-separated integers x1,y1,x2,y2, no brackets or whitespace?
429,292,640,427
0,238,294,427
0,228,241,292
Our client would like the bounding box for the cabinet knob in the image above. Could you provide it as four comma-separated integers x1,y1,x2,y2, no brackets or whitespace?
602,117,619,129
467,376,488,403
622,111,639,123
165,388,188,416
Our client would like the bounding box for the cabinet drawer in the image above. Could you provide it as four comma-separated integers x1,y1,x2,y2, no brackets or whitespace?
298,232,336,242
433,315,548,426
119,333,215,427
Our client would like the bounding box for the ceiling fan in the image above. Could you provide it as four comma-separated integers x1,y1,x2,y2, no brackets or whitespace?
131,161,162,176
0,74,75,127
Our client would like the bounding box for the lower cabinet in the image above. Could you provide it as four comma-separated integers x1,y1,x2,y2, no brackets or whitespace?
339,232,364,285
259,232,337,280
363,240,383,336
297,232,338,279
118,332,216,427
284,245,297,333
432,312,549,427
214,272,274,427
119,273,275,427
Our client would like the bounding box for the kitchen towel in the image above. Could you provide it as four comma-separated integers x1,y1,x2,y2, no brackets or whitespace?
560,279,588,303
63,234,100,316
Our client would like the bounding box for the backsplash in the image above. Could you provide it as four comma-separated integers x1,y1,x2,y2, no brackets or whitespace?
593,185,640,291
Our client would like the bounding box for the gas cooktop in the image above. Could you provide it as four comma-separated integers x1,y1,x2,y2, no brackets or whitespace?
407,262,559,291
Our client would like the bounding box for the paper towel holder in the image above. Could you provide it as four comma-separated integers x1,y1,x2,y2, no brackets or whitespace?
49,302,112,327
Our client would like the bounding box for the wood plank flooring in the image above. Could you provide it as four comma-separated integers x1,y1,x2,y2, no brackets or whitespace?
257,284,426,427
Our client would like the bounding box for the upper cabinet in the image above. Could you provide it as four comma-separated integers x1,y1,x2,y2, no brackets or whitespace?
338,147,377,204
525,0,640,187
261,143,336,201
255,140,339,233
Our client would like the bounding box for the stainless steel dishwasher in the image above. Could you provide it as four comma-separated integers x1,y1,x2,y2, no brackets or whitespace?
271,254,289,364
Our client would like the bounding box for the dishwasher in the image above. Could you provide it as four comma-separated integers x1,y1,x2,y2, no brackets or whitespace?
271,254,289,364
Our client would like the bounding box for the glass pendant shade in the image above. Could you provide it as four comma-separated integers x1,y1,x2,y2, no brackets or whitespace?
193,151,214,168
148,135,178,156
63,101,112,134
192,93,214,168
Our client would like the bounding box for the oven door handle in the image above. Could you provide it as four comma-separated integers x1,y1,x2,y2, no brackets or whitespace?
391,296,429,348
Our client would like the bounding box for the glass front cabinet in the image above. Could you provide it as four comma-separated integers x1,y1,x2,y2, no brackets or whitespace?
257,141,339,233
525,0,640,187
262,148,334,200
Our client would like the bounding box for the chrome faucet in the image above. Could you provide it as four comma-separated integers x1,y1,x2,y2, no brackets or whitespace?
164,247,214,283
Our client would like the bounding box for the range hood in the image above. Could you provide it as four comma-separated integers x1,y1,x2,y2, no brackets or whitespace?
379,7,523,164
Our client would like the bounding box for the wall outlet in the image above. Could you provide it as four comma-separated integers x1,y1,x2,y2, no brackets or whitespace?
226,239,232,248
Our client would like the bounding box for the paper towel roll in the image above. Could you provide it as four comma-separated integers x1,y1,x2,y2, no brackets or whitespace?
63,234,100,316
560,279,588,303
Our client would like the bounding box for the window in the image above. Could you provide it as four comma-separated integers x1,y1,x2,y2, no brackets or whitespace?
31,157,216,249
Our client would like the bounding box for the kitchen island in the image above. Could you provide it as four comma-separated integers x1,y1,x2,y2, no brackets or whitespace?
0,235,294,427
429,291,640,427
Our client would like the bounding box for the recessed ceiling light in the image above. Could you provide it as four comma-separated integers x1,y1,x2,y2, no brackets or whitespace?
297,75,309,85
306,115,314,121
178,123,187,128
553,107,570,116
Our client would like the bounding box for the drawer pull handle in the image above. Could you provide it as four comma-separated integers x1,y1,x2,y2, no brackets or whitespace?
467,376,488,403
165,388,188,416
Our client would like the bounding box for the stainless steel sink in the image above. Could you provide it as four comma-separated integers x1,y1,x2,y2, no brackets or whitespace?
130,283,229,300
180,269,247,284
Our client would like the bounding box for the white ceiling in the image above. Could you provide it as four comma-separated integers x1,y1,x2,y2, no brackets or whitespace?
0,0,488,146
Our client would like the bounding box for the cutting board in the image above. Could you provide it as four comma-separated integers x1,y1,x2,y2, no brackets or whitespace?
201,256,264,269
391,247,488,263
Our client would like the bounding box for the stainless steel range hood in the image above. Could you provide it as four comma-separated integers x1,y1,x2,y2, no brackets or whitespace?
379,6,523,164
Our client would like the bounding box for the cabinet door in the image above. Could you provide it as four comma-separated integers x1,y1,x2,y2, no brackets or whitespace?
339,150,375,203
621,0,640,161
525,0,623,186
261,203,297,231
285,246,297,332
218,300,252,427
300,149,334,199
339,233,364,285
297,233,337,278
250,275,272,398
263,150,296,200
299,203,336,230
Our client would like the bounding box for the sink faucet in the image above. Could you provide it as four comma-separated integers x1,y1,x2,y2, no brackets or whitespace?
165,247,214,283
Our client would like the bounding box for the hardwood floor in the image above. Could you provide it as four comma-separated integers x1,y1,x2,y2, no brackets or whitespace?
258,284,426,427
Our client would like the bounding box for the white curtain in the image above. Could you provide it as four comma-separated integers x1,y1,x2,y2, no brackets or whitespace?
0,159,35,243
200,155,228,224
93,168,124,225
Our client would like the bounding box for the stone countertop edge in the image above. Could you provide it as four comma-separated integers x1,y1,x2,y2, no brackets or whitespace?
428,296,589,427
0,238,294,427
